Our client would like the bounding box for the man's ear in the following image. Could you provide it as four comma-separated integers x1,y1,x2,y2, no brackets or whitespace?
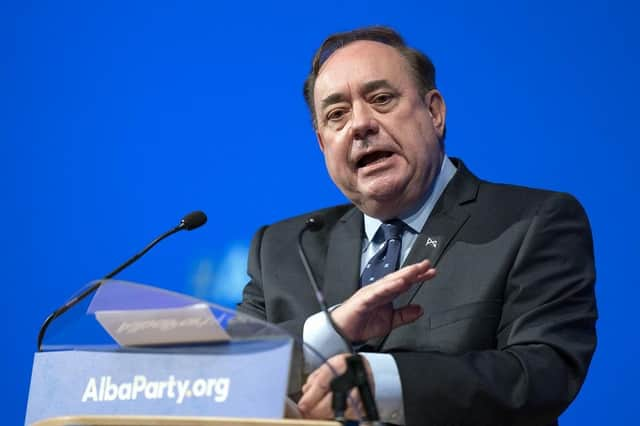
425,89,446,138
315,131,326,152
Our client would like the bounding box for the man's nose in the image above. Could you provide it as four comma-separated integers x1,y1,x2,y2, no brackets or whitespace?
350,103,379,140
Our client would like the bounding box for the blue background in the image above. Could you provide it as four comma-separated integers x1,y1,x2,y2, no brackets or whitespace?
3,0,639,424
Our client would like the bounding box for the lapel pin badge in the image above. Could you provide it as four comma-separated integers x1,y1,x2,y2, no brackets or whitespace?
426,237,438,248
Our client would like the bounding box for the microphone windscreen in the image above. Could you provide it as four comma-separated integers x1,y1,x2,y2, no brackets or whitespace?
181,210,208,230
305,216,325,232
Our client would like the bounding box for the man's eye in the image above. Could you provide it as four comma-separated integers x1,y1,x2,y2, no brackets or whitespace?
372,93,393,104
327,109,346,121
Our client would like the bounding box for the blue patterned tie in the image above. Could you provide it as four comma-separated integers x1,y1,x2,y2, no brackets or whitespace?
360,220,405,286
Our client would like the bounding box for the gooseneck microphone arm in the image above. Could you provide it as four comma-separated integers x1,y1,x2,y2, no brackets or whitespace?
297,217,380,424
36,210,208,352
297,217,354,355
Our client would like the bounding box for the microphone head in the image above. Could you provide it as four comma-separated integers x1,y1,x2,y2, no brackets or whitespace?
305,216,324,232
180,210,208,230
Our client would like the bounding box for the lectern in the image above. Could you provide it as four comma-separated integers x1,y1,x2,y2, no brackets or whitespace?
25,280,337,426
32,415,338,426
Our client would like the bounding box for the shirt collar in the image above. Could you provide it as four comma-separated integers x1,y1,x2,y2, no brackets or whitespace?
363,154,457,244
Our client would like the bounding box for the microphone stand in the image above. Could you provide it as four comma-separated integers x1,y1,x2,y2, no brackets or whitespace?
330,354,379,424
37,211,207,352
298,218,380,424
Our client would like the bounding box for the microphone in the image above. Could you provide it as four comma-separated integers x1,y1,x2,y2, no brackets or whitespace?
36,210,208,351
297,216,380,423
180,210,207,230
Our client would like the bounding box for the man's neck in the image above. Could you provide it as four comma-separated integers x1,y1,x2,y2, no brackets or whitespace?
363,154,457,239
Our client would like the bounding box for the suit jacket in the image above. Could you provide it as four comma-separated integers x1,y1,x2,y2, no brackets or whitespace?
238,159,597,426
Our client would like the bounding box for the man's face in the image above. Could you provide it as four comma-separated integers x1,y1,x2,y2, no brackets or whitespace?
313,41,446,220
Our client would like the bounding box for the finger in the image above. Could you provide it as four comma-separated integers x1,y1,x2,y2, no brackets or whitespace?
304,358,340,385
302,366,334,394
359,269,433,309
299,368,333,413
395,262,436,285
300,374,330,404
298,383,329,415
360,261,429,293
303,390,334,420
385,259,433,282
373,261,436,293
304,384,364,420
345,388,365,420
338,263,434,314
417,265,437,281
391,303,424,328
303,368,321,388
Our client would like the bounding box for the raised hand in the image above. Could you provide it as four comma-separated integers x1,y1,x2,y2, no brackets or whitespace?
331,259,436,342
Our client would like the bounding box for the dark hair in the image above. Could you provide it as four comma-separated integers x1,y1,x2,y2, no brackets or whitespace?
303,26,438,128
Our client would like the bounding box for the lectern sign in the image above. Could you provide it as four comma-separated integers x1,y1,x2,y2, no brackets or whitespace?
25,339,293,425
80,369,230,404
95,303,231,346
25,281,295,426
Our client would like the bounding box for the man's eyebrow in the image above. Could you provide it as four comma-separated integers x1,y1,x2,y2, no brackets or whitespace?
320,80,395,110
320,93,348,110
361,79,394,94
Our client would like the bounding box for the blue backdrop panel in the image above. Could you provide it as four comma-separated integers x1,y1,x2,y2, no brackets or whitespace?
3,1,639,424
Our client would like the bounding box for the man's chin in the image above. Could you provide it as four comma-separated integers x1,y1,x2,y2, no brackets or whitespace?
355,191,410,220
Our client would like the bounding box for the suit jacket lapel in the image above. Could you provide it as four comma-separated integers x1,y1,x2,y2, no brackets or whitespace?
392,210,470,309
323,207,363,307
393,159,479,308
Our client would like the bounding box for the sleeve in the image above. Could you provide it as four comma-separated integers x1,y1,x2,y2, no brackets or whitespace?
393,193,597,426
360,352,406,424
302,309,350,371
236,225,268,321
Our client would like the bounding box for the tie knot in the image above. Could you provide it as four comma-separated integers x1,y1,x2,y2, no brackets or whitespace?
381,220,404,242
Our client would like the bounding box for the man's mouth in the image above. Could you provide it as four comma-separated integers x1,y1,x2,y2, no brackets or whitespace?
356,151,394,169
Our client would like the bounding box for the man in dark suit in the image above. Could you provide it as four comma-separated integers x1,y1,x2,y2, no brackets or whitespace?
238,26,596,426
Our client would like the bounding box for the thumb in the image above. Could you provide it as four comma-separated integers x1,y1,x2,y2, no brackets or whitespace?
391,304,424,329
